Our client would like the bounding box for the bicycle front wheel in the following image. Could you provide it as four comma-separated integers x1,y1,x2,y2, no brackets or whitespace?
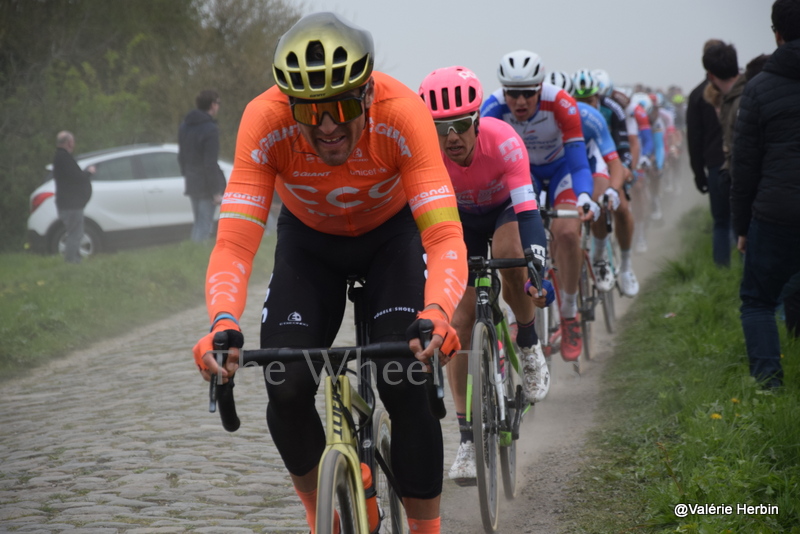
601,239,618,334
601,287,616,334
317,450,362,534
373,408,406,534
469,321,500,532
578,259,594,363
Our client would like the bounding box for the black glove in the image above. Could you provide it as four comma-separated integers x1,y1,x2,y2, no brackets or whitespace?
694,172,709,194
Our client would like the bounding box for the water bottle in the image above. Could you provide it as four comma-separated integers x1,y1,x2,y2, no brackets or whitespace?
498,340,506,378
360,462,380,533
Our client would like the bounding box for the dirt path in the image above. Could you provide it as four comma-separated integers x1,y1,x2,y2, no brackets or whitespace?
0,167,703,533
439,169,704,533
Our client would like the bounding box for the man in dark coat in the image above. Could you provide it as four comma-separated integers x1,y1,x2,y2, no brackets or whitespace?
178,89,226,242
731,0,800,388
687,39,730,267
53,131,94,263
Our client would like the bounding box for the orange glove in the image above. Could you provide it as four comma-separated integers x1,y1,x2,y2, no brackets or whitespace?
192,318,242,372
406,308,461,359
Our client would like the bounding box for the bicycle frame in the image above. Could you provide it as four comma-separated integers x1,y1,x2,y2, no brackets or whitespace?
322,373,373,533
468,272,513,428
207,275,440,534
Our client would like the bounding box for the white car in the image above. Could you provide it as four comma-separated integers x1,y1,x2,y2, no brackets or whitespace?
27,143,233,257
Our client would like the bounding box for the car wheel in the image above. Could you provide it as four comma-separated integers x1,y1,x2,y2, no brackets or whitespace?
50,221,104,258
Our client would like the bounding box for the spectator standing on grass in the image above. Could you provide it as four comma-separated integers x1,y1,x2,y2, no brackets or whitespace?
178,89,226,242
688,40,734,268
732,0,800,388
53,131,94,264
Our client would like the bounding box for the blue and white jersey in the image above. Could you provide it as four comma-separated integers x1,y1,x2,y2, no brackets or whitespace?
482,83,585,167
578,102,619,176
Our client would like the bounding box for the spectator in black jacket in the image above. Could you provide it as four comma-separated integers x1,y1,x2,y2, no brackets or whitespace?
687,39,731,267
178,90,225,242
732,0,800,388
53,131,94,263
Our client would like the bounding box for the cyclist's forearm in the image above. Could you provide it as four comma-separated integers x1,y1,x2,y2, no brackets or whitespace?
420,221,468,321
564,141,594,197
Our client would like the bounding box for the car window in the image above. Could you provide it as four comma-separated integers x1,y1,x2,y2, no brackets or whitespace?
140,152,181,179
92,157,136,182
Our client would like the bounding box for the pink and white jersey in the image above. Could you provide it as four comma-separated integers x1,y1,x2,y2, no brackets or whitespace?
482,83,584,166
443,117,537,216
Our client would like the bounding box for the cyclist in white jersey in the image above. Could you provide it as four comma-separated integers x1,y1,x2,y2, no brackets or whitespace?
419,65,554,485
482,50,600,363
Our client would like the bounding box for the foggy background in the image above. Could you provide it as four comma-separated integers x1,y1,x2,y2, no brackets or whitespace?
309,0,777,94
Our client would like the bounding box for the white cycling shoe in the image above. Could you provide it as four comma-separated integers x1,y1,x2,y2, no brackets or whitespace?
593,259,616,293
449,441,477,486
619,269,640,297
521,342,550,403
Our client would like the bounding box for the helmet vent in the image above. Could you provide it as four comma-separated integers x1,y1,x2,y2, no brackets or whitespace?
441,87,450,110
350,54,369,82
426,90,438,111
331,66,345,86
275,69,287,86
454,86,463,108
523,58,530,68
469,87,477,103
333,46,347,64
290,72,304,89
306,41,325,66
286,52,299,69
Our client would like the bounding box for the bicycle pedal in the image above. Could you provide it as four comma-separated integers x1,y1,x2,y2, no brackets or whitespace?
500,431,513,447
453,477,478,488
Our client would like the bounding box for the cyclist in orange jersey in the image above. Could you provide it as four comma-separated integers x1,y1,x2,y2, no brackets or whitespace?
191,13,467,534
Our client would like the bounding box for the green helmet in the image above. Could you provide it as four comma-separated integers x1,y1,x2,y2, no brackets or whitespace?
272,12,374,100
572,69,599,99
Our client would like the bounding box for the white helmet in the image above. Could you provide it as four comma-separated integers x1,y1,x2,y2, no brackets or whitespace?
632,92,652,114
592,69,612,96
548,71,574,95
497,50,545,87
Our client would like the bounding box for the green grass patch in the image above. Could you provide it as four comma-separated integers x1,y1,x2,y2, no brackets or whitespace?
565,207,800,534
1,237,275,378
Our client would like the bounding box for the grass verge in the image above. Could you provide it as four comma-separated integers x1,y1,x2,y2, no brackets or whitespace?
564,207,800,533
1,237,275,379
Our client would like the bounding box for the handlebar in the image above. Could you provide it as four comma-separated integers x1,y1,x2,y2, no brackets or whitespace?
208,325,446,432
468,249,545,298
602,194,613,233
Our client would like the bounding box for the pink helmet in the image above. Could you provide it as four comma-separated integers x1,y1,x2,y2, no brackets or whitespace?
418,66,483,119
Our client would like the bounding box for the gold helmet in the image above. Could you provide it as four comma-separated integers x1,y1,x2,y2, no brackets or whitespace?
273,12,374,100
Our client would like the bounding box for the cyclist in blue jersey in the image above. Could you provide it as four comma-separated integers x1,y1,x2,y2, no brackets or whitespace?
482,50,599,363
571,70,640,298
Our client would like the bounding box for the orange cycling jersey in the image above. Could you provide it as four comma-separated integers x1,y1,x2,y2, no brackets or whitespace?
206,72,467,324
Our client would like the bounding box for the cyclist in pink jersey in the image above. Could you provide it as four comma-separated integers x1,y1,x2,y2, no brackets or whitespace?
419,66,553,485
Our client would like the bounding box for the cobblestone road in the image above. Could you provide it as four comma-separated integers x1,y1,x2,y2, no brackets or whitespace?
0,282,461,533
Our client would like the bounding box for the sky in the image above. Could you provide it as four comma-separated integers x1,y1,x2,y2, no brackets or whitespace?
307,0,777,95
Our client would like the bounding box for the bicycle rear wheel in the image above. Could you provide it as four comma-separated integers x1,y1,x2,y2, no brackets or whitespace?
499,344,518,500
373,408,406,534
470,321,500,532
317,450,361,534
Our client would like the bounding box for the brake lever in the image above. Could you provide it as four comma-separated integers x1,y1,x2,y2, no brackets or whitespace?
420,320,446,419
209,338,226,413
